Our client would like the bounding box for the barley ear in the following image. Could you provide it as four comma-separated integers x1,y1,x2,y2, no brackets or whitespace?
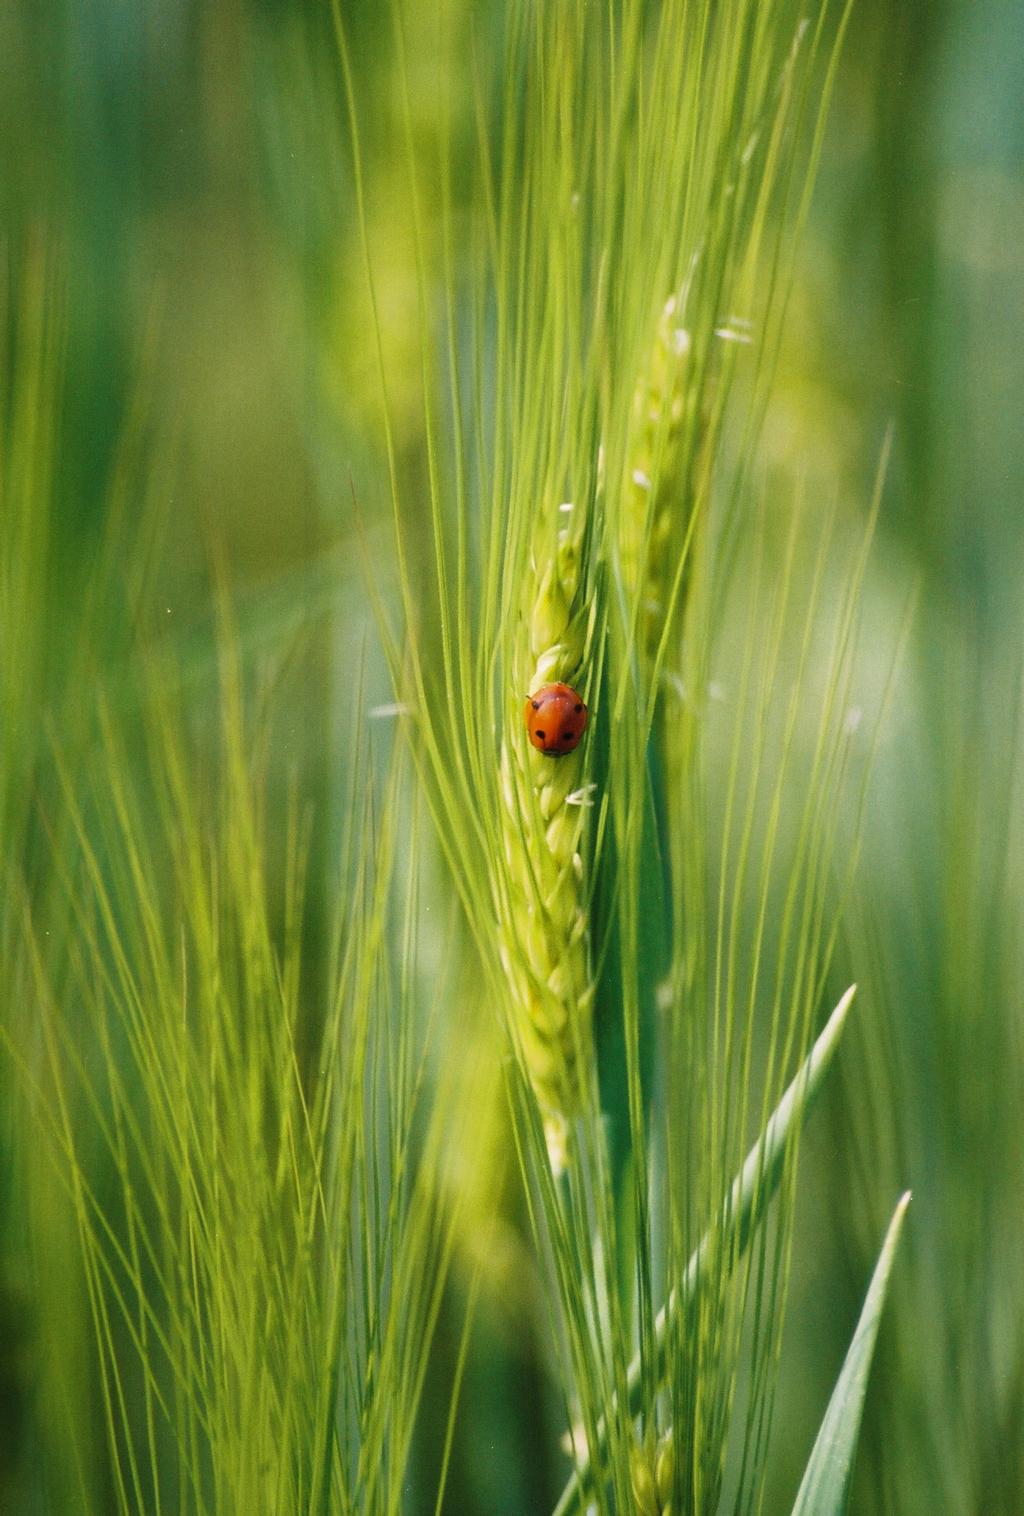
619,293,714,672
496,505,596,1173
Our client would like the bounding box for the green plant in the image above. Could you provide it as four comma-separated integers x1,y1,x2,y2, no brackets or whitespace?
337,0,902,1511
1,2,920,1513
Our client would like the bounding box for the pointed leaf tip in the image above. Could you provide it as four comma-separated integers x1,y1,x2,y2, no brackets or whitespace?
791,1192,910,1516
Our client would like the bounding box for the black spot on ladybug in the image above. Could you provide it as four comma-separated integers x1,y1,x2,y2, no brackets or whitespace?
574,703,583,713
532,701,540,709
536,729,546,740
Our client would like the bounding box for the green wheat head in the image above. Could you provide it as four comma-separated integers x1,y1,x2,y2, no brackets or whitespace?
497,501,598,1170
617,289,712,678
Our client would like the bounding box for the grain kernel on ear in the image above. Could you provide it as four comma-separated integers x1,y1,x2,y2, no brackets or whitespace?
630,1445,660,1516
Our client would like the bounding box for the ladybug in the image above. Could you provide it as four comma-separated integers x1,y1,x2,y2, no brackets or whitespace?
524,682,588,756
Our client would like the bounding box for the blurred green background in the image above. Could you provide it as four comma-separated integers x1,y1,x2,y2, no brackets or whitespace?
2,1,1022,1512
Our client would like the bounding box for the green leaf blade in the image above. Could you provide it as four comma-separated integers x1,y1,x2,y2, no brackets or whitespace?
791,1191,912,1516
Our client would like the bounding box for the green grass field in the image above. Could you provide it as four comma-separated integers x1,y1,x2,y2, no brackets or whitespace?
2,2,1022,1513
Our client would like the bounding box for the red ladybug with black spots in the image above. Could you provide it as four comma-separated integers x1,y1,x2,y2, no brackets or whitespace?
524,682,588,756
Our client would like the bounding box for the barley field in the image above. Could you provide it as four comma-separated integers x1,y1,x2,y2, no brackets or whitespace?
1,2,1022,1514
